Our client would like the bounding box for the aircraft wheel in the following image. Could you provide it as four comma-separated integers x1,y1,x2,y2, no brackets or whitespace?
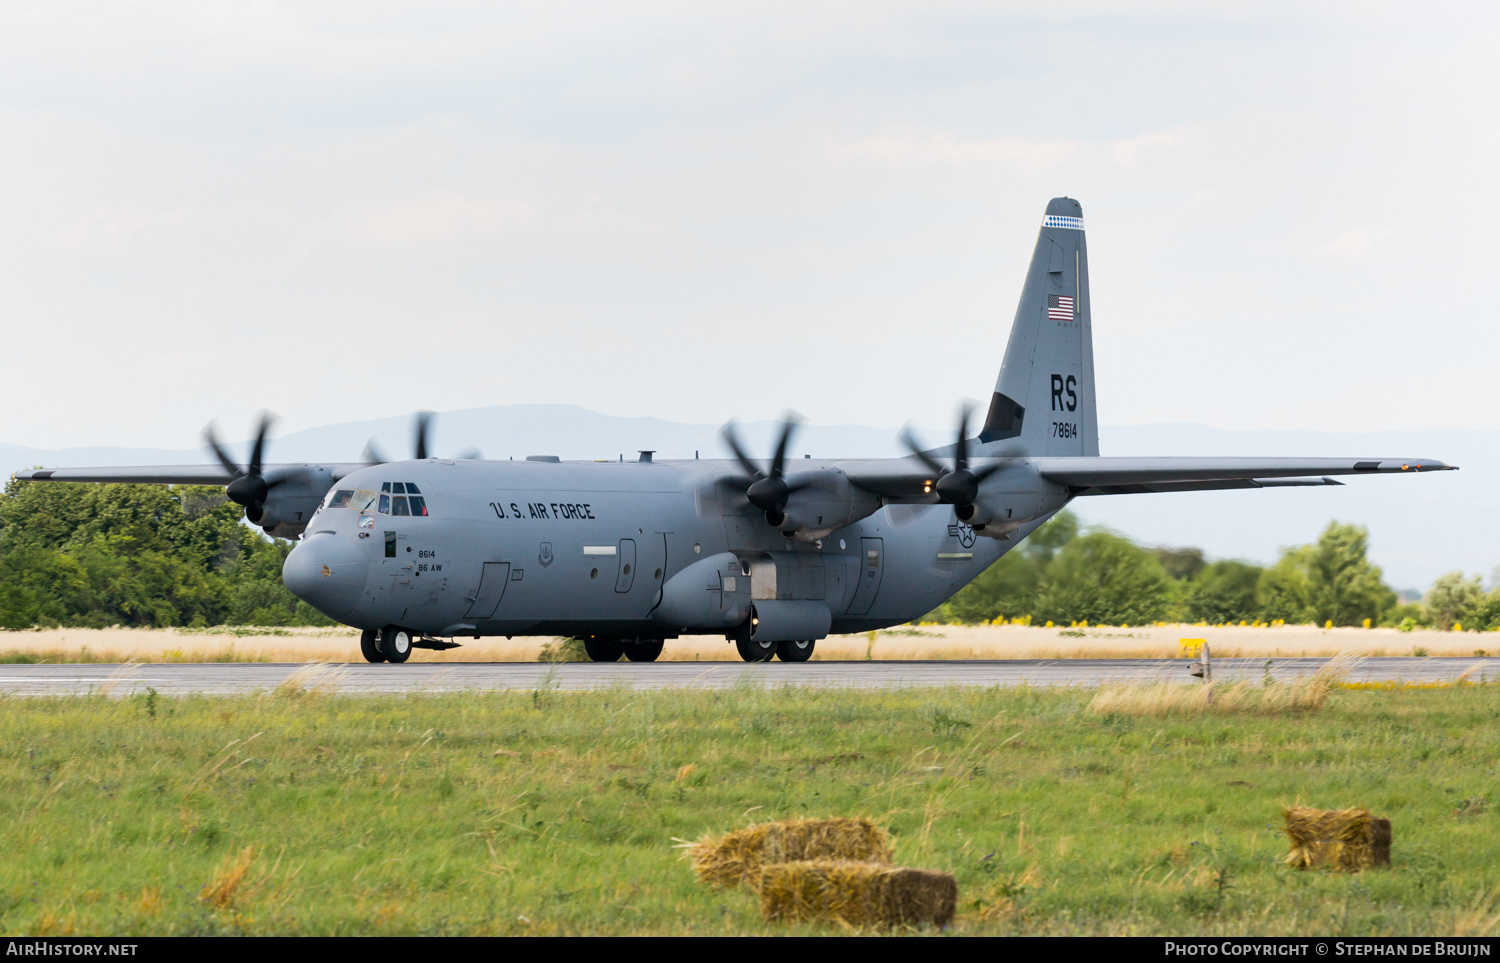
624,639,664,663
383,626,413,664
583,637,624,662
776,639,815,663
359,629,386,663
735,637,776,662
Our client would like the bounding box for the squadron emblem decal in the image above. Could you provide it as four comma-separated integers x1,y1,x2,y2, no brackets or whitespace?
538,542,554,567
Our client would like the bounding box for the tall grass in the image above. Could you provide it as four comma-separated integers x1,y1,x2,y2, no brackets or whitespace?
1089,654,1362,717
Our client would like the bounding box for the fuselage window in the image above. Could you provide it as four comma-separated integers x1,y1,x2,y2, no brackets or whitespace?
408,496,428,516
391,496,410,516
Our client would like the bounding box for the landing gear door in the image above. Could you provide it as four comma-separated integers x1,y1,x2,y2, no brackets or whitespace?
845,537,884,616
465,562,511,619
615,539,637,593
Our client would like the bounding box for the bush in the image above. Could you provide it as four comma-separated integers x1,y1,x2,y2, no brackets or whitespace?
1185,560,1263,624
1031,530,1175,626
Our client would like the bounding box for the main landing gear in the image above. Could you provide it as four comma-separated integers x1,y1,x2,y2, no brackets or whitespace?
582,638,665,662
734,638,816,662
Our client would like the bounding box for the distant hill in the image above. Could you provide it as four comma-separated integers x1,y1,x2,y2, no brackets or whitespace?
3,406,1488,590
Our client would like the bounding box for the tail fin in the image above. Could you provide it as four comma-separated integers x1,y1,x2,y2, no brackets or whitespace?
979,197,1099,457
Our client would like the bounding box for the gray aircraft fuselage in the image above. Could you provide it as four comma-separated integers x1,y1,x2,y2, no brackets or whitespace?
284,456,1061,643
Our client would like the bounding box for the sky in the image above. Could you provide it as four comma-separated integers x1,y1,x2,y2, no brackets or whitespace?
1,1,1498,451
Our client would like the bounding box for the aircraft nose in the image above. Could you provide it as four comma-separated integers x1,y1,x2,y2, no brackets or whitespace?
283,534,369,621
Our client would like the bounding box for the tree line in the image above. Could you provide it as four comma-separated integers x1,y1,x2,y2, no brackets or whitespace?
0,479,331,629
0,480,1492,631
933,512,1500,631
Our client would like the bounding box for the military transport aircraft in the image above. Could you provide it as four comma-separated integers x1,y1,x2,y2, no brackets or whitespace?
13,198,1454,665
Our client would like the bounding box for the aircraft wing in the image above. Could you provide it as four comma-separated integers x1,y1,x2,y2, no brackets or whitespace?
1032,457,1455,496
11,464,366,485
840,459,945,500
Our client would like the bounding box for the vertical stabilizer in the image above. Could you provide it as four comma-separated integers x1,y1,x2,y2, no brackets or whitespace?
979,197,1099,457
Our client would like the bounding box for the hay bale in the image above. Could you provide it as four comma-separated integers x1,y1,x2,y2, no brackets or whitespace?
1283,806,1392,871
759,860,957,929
688,818,892,889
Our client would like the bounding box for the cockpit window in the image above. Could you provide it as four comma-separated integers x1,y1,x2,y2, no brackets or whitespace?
326,484,425,515
325,488,381,511
381,482,391,493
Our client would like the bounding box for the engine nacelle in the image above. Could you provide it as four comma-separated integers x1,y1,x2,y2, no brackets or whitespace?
255,466,341,539
770,470,882,541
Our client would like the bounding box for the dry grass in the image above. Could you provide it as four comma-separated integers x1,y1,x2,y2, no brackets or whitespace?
758,860,957,929
1283,807,1392,872
199,846,257,910
275,662,347,697
0,623,1493,663
687,818,892,890
1089,654,1358,717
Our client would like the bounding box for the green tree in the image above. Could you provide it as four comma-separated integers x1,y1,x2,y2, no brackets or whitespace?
1256,547,1312,623
0,480,328,629
1032,530,1174,626
1155,546,1207,581
1185,559,1264,624
1423,572,1487,631
1304,521,1395,626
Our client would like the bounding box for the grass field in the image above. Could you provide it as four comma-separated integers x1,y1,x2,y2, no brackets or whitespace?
2,681,1497,935
0,622,1492,664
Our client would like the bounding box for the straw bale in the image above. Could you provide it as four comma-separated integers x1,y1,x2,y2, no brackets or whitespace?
759,860,956,929
1283,806,1391,871
688,818,892,889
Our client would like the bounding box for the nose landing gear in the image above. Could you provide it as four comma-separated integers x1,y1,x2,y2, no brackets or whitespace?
359,626,413,664
359,629,385,663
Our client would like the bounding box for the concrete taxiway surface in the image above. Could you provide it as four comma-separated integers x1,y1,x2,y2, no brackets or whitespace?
0,657,1488,696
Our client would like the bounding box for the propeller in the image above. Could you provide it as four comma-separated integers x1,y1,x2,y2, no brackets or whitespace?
204,414,275,524
721,415,808,528
900,406,1010,522
364,411,482,464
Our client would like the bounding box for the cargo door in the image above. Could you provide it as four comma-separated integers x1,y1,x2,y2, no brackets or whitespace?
845,537,884,616
465,562,512,619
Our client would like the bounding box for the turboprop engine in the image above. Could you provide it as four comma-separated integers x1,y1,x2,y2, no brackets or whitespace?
720,416,882,540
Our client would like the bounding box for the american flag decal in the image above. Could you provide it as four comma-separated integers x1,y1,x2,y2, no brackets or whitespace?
1047,294,1075,321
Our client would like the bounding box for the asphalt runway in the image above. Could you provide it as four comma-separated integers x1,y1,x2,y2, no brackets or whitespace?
0,657,1489,696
